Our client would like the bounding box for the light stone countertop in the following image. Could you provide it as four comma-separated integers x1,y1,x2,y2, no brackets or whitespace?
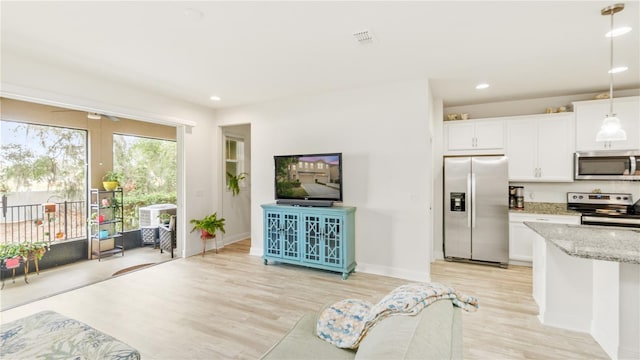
510,202,581,216
524,222,640,264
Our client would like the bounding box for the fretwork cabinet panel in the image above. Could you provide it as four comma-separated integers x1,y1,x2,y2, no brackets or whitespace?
262,204,356,279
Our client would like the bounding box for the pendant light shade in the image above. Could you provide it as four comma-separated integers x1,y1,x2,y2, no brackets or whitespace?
596,3,627,142
596,114,627,141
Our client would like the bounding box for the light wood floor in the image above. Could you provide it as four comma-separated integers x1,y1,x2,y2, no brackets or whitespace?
0,246,174,311
0,239,607,359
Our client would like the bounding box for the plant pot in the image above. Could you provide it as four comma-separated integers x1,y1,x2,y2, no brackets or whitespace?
201,229,215,238
102,181,118,191
4,256,21,269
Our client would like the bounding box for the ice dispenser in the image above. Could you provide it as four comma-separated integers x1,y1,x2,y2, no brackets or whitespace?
450,192,466,212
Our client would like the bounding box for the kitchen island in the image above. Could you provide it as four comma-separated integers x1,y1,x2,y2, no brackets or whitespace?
525,222,640,360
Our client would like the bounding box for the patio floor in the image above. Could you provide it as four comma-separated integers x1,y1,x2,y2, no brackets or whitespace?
0,246,175,311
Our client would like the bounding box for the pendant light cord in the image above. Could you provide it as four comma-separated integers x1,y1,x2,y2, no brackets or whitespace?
609,9,614,116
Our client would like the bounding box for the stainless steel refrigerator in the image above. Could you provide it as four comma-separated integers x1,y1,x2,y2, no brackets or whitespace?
444,156,509,266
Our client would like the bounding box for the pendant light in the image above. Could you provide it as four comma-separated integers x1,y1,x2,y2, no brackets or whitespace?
596,3,627,142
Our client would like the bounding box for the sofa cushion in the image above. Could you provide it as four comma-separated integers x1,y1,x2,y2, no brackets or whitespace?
354,300,461,360
261,314,356,360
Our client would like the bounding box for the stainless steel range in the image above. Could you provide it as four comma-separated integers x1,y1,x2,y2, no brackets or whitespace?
567,192,640,228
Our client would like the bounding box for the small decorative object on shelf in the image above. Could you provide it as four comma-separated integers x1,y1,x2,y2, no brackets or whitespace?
88,188,125,261
101,171,123,191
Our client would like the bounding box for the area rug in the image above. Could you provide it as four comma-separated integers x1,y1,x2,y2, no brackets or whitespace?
112,263,156,276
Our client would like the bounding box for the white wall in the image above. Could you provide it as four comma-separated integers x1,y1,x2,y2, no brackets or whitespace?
1,49,219,258
217,79,434,281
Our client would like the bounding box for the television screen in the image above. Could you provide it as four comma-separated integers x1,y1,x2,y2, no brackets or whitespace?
274,153,342,202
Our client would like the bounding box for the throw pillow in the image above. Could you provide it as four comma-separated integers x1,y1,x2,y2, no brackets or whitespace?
316,299,373,349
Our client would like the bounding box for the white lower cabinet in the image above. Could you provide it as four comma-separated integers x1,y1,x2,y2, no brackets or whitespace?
508,213,580,265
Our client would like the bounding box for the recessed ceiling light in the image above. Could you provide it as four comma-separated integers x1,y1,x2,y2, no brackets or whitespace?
210,95,221,101
608,66,628,74
606,26,632,37
475,83,490,90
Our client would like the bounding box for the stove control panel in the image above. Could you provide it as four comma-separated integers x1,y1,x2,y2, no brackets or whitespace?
567,192,633,206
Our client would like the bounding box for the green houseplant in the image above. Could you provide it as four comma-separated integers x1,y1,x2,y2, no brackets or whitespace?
190,212,226,238
0,243,22,269
190,212,226,256
102,170,123,191
227,172,248,196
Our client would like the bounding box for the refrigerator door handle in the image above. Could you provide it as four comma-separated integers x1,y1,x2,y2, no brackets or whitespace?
467,173,472,228
471,173,477,228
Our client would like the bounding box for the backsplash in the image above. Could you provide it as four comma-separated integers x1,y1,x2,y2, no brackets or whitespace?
509,181,640,204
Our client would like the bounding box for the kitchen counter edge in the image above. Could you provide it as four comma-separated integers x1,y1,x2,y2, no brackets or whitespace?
524,221,640,264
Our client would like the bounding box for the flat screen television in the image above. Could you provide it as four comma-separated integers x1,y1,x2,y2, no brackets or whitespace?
274,153,342,207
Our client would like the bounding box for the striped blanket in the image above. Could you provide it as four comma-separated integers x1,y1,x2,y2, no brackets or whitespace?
317,283,478,349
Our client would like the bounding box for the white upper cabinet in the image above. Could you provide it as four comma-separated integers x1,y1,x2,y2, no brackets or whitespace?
574,96,640,151
444,119,505,155
506,113,575,182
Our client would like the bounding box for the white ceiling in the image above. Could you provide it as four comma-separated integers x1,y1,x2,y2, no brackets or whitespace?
1,1,639,109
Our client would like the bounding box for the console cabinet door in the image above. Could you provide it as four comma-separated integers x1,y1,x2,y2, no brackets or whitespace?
301,214,344,268
321,215,344,268
264,210,300,260
302,214,323,265
264,210,284,258
574,96,640,151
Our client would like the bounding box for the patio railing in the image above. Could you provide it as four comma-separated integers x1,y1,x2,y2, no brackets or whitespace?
0,201,87,244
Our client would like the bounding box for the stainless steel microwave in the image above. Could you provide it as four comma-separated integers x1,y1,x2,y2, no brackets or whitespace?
575,151,640,180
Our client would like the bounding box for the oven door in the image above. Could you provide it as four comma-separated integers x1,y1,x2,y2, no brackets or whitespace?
581,215,640,228
575,151,639,180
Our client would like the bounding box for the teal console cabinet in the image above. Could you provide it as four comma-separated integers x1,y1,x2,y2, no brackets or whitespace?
262,204,356,279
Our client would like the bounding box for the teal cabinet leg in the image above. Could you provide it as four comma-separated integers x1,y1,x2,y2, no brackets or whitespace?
263,258,268,265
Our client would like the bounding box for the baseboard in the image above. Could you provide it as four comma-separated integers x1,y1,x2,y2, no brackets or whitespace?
222,232,250,246
249,247,263,257
356,262,431,282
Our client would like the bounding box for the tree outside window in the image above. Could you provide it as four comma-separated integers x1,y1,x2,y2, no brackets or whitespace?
113,134,176,230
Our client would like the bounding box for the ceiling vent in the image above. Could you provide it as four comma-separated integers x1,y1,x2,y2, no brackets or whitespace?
353,30,374,44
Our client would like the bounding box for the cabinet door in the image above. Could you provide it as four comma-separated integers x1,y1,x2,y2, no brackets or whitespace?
302,214,323,265
281,212,301,261
321,215,343,267
537,114,574,181
264,211,283,258
507,119,538,181
509,221,534,262
474,120,505,150
575,97,640,151
445,122,476,151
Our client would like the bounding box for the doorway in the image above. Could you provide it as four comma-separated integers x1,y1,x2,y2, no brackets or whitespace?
220,124,251,245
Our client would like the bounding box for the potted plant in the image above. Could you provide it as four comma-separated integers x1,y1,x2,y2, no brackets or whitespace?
102,170,123,191
190,212,226,256
0,243,22,269
158,212,172,225
227,172,248,196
